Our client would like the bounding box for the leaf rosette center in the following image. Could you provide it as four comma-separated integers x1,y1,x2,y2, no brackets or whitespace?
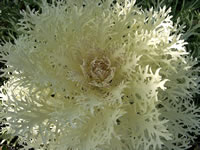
81,56,116,88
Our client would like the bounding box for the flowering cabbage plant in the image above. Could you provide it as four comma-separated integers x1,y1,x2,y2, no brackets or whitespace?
0,0,200,150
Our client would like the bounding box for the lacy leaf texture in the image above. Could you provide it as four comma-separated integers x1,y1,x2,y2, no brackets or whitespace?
0,0,200,150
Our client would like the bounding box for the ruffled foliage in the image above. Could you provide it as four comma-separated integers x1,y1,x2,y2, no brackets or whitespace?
0,0,200,150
